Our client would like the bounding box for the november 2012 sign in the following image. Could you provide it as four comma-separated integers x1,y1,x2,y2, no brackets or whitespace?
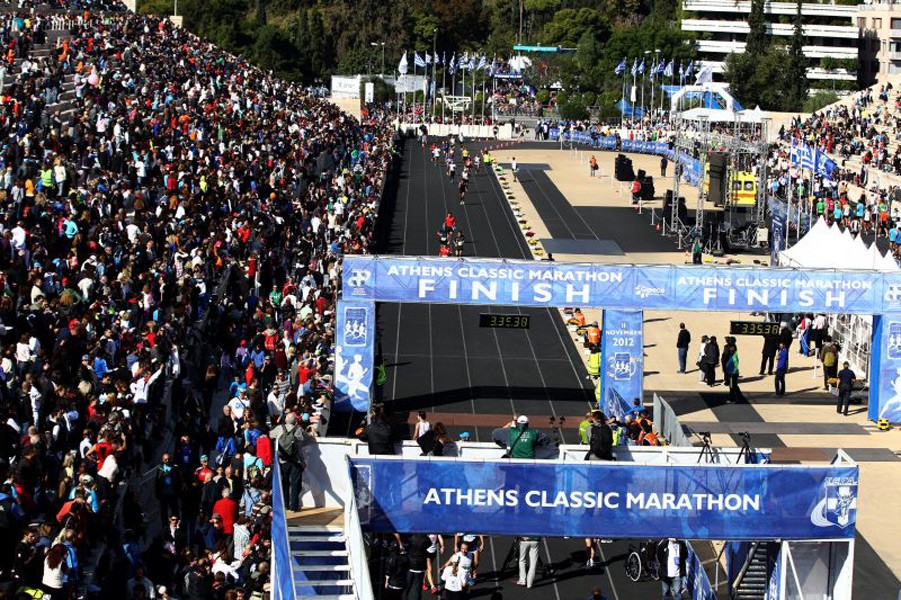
349,457,858,541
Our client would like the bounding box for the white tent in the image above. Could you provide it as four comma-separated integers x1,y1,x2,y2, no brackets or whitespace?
779,219,899,271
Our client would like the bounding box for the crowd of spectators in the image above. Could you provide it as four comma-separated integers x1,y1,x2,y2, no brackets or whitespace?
0,2,394,599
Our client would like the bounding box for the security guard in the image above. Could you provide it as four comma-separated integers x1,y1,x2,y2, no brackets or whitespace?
586,322,601,346
578,411,593,444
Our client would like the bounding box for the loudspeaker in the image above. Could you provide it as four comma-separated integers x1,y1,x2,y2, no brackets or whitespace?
637,169,646,180
640,176,655,200
708,152,727,207
664,191,687,222
615,155,634,182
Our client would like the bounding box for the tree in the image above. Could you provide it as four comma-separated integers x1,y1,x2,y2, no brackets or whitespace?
784,0,809,110
745,0,767,59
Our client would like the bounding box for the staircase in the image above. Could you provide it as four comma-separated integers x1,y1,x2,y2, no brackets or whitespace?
289,522,357,600
732,542,770,600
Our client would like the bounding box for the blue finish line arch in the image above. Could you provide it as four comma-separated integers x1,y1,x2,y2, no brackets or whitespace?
335,255,901,423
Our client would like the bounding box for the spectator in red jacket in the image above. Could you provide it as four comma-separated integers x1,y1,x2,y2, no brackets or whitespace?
211,487,238,536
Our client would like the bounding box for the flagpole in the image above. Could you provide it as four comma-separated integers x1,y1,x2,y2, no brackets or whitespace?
632,60,637,129
441,59,446,123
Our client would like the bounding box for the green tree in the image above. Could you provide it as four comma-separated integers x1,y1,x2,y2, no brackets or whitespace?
745,0,767,59
784,0,808,111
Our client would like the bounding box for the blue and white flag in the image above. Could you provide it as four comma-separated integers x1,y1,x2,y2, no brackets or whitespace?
649,61,658,79
664,60,674,78
398,51,408,75
425,52,432,65
413,52,426,69
442,51,446,66
614,58,626,75
637,59,645,75
678,61,684,80
469,55,477,70
656,61,666,76
631,58,638,77
685,60,694,78
477,54,487,71
459,53,468,69
448,53,456,75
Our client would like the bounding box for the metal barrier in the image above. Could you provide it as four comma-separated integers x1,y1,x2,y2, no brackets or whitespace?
653,392,694,447
343,459,375,599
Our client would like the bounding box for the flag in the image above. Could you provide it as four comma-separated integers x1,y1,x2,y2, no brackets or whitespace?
631,58,638,77
694,64,713,85
678,61,684,80
468,55,476,70
664,60,673,78
425,52,432,65
637,59,645,75
398,51,408,75
414,52,425,69
649,61,657,79
656,61,666,76
489,56,497,76
448,53,457,75
442,51,446,66
459,53,467,69
477,55,487,71
685,60,694,78
614,58,626,75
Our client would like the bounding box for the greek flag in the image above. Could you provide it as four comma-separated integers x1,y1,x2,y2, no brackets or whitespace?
425,52,432,65
414,52,426,69
678,61,684,80
664,60,673,78
448,53,457,75
685,60,694,78
459,53,467,69
631,58,638,77
468,55,476,70
637,59,645,75
614,58,626,75
656,61,666,76
477,55,487,70
442,51,446,66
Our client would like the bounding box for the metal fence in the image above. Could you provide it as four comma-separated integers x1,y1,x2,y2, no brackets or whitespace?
652,392,694,447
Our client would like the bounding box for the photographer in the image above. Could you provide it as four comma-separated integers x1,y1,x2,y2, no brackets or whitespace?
492,415,553,459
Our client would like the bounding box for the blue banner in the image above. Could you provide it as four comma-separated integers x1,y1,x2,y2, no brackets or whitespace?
601,309,643,416
767,545,783,599
686,542,718,600
875,316,901,423
343,256,900,315
271,461,295,600
771,216,785,267
349,457,859,540
790,143,836,181
334,299,375,412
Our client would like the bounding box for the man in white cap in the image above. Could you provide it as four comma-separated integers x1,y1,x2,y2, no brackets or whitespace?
504,415,538,459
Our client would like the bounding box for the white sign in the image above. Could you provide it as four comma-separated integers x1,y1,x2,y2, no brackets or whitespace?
364,82,374,104
331,75,361,99
395,75,426,94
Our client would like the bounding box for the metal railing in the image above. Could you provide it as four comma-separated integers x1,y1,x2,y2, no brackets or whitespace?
653,392,694,447
344,458,375,600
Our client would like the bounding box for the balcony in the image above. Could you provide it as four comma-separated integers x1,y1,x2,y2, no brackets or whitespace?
694,39,859,59
683,0,858,18
681,18,859,39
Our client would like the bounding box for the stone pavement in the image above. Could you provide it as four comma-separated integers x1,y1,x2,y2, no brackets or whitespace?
488,144,901,592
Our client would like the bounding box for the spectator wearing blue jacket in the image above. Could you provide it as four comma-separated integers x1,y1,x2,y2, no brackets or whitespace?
775,342,789,397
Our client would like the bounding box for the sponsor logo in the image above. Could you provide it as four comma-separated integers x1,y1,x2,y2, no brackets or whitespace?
343,307,368,346
886,284,901,309
347,268,372,288
635,285,666,299
810,476,857,529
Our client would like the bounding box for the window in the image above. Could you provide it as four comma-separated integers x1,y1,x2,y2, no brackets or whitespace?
873,18,883,29
892,18,901,29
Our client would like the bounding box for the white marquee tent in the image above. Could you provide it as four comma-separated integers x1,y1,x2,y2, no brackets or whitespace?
779,218,899,271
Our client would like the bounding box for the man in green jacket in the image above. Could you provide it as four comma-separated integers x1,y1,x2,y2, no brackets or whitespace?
506,415,538,459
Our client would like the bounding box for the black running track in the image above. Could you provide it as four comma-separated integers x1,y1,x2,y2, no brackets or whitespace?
365,138,658,600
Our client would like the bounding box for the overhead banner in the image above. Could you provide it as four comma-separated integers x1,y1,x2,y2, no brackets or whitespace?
601,309,644,415
334,299,375,412
349,457,858,540
343,255,900,315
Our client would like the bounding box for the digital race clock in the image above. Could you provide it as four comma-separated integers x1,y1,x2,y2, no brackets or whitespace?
729,321,781,336
479,314,531,329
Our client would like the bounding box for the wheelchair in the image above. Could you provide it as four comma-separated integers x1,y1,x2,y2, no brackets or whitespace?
624,539,660,582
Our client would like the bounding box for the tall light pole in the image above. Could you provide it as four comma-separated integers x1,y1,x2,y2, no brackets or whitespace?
371,41,386,77
431,28,438,118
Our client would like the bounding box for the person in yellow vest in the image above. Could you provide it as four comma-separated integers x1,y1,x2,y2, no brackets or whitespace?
586,322,601,347
578,411,593,444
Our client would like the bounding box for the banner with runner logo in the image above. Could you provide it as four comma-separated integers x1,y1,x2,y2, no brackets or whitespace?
348,457,858,540
342,255,899,315
601,309,643,417
874,316,901,423
334,299,375,412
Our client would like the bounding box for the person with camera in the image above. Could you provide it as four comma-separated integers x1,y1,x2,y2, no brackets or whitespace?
500,415,538,459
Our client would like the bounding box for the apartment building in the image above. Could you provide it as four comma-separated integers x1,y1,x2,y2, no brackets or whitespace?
681,0,861,85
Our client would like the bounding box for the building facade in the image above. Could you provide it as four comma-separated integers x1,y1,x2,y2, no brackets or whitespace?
681,0,860,86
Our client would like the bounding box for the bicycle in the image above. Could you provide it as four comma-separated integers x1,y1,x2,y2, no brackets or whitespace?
624,539,660,583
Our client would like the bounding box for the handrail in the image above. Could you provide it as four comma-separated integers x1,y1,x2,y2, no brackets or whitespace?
271,446,297,600
784,544,806,599
731,541,760,598
344,457,375,599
